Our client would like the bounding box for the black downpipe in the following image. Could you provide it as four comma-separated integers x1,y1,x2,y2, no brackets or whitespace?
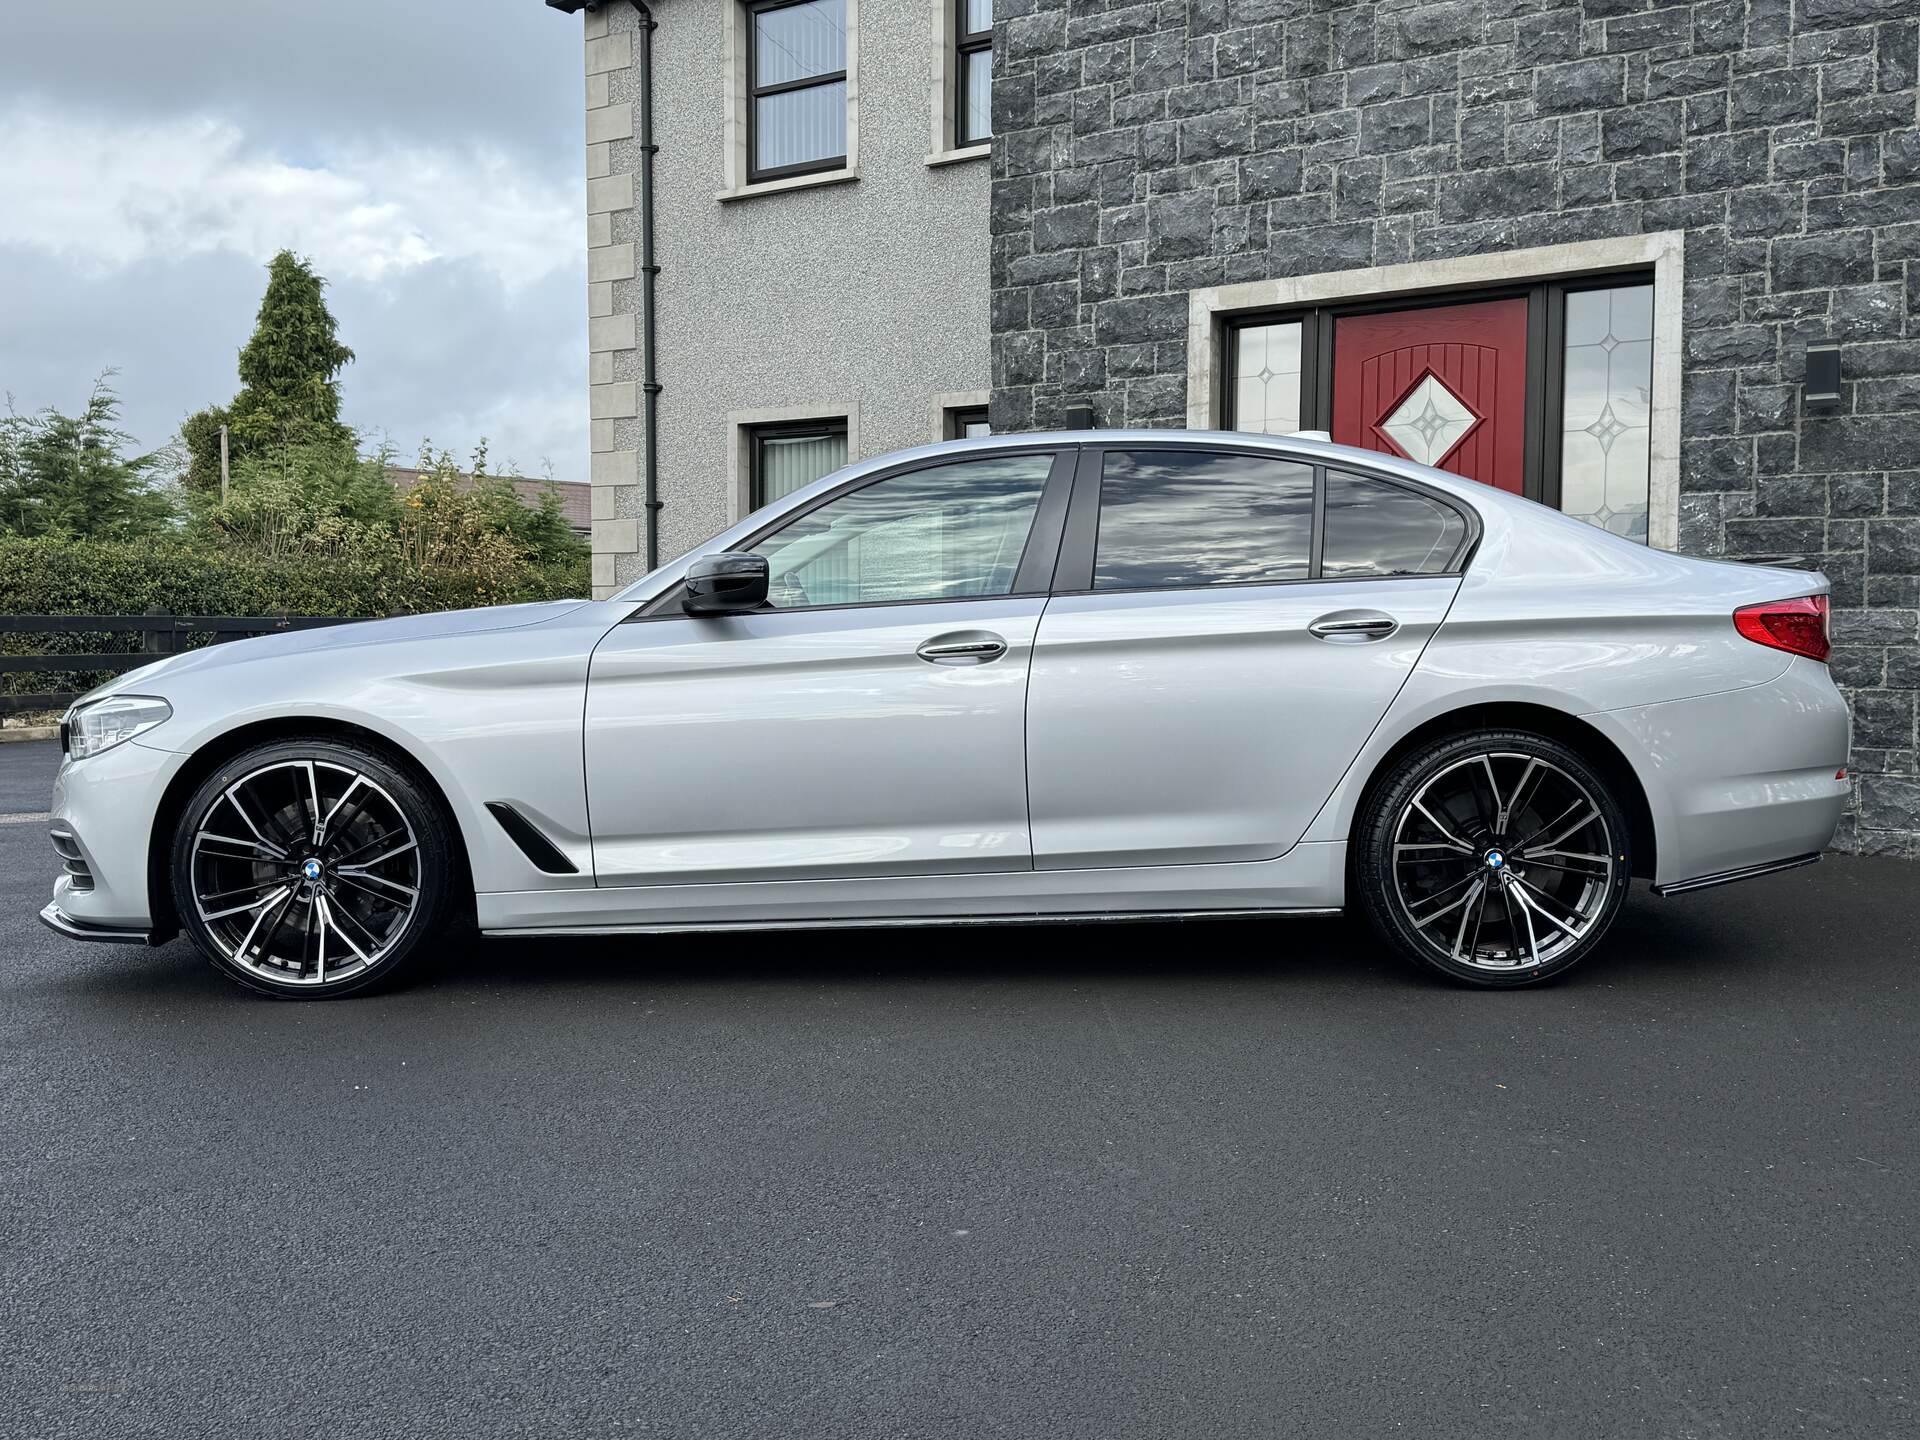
628,0,662,570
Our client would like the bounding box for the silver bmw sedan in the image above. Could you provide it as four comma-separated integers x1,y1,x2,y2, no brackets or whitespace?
39,431,1850,997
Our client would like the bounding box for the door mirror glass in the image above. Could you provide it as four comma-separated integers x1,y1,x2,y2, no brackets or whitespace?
684,552,771,616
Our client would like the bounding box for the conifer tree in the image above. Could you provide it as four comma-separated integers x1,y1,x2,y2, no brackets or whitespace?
182,250,356,489
0,375,174,538
230,249,355,448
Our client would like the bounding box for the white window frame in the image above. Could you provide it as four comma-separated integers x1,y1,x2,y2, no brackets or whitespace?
1185,232,1685,551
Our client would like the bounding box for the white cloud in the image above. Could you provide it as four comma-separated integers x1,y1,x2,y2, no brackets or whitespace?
0,93,589,480
0,105,579,290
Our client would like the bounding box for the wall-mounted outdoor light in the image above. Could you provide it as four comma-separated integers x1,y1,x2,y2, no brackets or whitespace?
1061,403,1096,429
1803,343,1842,407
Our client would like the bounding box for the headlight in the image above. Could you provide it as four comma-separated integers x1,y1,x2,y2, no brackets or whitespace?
65,695,172,761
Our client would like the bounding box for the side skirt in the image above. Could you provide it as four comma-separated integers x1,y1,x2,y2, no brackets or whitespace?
482,907,1344,938
476,840,1350,933
1651,851,1821,897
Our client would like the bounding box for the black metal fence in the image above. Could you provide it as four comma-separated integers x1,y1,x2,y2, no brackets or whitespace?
0,612,356,716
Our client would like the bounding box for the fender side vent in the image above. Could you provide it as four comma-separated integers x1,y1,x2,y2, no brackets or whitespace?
485,802,579,875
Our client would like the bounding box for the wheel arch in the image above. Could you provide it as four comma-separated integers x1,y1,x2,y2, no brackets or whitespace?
146,716,478,943
1345,702,1658,881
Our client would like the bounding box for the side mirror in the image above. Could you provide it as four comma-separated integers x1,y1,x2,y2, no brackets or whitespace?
683,551,770,616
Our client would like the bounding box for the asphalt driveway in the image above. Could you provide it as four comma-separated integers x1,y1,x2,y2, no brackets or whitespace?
2,738,1915,1439
0,735,57,815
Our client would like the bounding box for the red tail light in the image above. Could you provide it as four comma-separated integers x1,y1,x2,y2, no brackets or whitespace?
1733,594,1830,663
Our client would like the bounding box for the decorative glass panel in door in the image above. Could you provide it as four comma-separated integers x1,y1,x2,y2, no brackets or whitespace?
1232,321,1303,435
1559,283,1653,542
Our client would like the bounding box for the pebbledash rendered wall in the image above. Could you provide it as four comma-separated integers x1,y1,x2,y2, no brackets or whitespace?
577,0,990,596
988,0,1920,854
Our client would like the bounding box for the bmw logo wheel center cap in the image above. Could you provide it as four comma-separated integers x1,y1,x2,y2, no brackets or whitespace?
1483,849,1506,871
302,859,323,882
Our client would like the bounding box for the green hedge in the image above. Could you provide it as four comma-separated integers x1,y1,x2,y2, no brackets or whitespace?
0,536,589,618
0,537,591,702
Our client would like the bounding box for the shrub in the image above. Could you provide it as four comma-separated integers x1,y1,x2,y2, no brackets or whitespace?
396,442,587,573
187,441,588,576
188,442,406,557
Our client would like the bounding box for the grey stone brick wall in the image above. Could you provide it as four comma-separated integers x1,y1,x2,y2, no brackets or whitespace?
988,0,1920,854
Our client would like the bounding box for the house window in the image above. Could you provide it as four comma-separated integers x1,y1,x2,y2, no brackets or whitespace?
946,406,991,440
955,0,992,148
1224,277,1655,544
747,0,848,183
750,420,849,508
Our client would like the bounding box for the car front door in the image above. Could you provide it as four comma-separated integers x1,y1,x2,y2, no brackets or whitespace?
1026,446,1470,870
585,448,1072,886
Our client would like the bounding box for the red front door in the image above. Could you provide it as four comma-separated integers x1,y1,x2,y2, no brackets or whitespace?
1331,297,1529,494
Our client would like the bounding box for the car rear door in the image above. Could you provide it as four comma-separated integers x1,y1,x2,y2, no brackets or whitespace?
584,447,1073,886
1025,445,1470,870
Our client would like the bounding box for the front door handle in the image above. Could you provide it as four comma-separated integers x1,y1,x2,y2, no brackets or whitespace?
1308,611,1399,642
917,631,1009,665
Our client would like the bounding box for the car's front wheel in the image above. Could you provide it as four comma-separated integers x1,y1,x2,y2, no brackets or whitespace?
1354,730,1632,986
170,737,456,999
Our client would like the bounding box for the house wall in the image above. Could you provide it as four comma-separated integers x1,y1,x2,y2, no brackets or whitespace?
987,0,1920,855
579,0,991,594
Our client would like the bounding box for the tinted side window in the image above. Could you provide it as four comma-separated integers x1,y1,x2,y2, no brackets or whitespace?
1095,450,1314,591
749,455,1052,609
1321,471,1468,578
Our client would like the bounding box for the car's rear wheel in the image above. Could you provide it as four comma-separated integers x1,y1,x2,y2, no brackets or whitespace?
170,738,456,999
1355,730,1632,986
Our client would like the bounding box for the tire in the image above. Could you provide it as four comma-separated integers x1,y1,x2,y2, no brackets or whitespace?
170,737,457,999
1354,729,1632,987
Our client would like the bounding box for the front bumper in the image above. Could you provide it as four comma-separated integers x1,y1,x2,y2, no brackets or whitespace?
42,739,184,936
39,901,153,946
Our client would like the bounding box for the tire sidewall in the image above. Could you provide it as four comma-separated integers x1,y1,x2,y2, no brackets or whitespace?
170,737,454,999
1356,730,1632,987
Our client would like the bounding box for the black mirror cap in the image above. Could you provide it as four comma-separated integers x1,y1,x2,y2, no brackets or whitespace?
683,551,770,616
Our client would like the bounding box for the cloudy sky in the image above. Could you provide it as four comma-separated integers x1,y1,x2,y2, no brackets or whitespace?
0,1,588,480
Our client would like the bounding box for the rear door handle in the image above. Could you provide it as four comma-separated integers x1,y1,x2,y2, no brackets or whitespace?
917,631,1008,665
1308,611,1399,642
